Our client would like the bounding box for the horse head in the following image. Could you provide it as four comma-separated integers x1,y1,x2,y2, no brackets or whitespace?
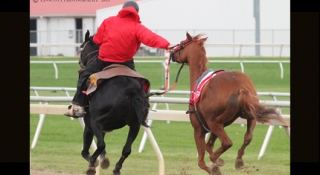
78,30,100,70
170,32,207,65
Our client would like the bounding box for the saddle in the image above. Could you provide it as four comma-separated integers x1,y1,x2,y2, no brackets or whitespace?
86,64,150,95
190,69,225,106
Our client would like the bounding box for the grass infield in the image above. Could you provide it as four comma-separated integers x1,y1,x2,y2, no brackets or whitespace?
30,56,290,175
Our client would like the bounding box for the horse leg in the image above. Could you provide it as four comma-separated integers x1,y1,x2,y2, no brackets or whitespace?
112,124,140,175
207,122,233,175
99,133,110,170
81,127,99,167
235,118,256,170
86,123,106,175
193,127,212,174
81,127,91,161
206,133,225,167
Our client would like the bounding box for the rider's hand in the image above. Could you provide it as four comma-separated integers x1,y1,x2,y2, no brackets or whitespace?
166,45,175,53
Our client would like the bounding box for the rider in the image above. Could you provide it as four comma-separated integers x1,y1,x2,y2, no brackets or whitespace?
64,1,172,118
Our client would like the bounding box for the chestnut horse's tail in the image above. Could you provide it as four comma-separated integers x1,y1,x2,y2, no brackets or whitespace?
238,89,289,127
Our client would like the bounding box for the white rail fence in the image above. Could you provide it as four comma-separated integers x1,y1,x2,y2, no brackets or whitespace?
30,87,290,175
30,43,290,57
30,60,290,80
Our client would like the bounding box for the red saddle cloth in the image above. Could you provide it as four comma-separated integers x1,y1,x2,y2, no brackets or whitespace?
85,64,150,95
190,70,225,106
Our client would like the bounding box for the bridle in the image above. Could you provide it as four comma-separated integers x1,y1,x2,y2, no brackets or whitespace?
147,37,195,97
78,40,99,69
169,37,195,63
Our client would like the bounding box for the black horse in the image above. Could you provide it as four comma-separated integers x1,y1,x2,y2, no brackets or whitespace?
78,30,150,175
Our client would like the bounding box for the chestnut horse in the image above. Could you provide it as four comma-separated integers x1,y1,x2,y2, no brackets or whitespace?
169,32,289,175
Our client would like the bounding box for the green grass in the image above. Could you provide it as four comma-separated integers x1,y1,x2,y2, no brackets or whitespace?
30,57,290,92
30,116,290,175
30,56,290,174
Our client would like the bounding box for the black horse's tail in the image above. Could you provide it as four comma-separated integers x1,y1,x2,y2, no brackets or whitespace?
130,86,150,128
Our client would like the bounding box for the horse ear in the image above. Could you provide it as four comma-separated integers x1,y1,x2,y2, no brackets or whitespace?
199,37,208,45
186,31,192,40
202,37,208,42
85,30,90,42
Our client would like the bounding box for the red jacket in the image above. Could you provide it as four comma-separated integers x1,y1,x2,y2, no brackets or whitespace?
93,6,170,63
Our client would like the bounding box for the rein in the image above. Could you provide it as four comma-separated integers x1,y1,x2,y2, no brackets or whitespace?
146,58,185,98
146,38,196,97
78,41,99,69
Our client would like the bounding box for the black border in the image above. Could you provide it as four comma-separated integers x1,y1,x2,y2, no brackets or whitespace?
1,1,319,174
0,12,30,162
290,3,320,173
291,12,319,162
0,1,30,173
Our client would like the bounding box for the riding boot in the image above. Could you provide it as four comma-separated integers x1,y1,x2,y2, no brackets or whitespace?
63,103,86,118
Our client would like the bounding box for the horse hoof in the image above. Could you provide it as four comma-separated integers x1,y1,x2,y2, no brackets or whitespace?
112,171,121,175
235,158,244,170
94,159,99,167
210,164,221,175
216,158,225,166
86,167,96,175
100,157,110,169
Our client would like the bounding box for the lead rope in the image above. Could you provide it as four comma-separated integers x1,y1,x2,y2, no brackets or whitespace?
146,61,185,98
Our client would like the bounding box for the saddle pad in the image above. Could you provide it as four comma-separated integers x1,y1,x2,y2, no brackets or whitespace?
86,64,150,95
190,69,225,106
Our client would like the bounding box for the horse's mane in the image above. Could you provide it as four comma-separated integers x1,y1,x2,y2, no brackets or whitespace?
193,33,208,70
193,33,206,40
